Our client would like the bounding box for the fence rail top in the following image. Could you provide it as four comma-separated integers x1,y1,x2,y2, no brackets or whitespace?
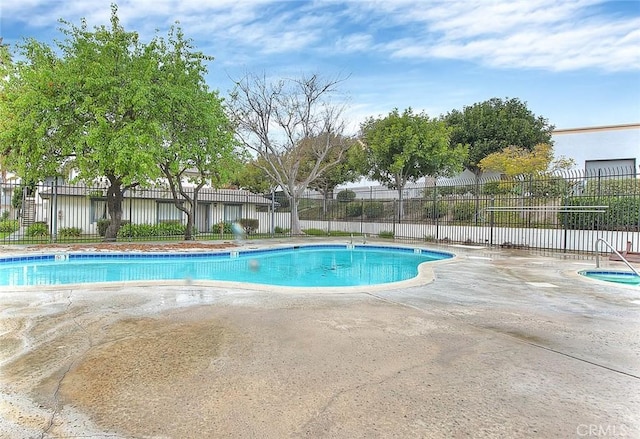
484,205,608,213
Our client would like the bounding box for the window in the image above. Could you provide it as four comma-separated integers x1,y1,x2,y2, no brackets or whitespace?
157,201,183,223
224,204,242,222
90,199,107,223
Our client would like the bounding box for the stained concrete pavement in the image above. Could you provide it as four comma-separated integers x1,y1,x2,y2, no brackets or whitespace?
0,240,638,438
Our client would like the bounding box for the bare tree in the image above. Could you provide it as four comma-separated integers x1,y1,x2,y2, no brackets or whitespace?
229,73,352,235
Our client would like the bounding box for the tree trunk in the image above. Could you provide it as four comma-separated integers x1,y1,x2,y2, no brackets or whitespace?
104,177,124,242
290,195,302,235
184,210,194,241
397,186,404,221
182,186,202,241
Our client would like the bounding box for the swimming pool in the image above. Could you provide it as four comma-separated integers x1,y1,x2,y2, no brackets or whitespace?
0,244,453,288
579,270,640,286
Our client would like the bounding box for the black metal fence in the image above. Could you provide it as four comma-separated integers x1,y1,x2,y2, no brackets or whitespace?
293,167,639,253
1,167,638,254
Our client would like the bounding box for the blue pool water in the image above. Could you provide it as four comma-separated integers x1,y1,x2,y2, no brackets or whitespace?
0,245,453,287
580,270,640,286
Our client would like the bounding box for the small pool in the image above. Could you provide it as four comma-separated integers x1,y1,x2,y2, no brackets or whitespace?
579,270,640,286
0,244,453,288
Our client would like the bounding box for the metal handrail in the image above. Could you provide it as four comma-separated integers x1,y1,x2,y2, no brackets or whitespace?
595,238,640,276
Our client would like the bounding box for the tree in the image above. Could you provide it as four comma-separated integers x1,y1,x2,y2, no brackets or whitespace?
480,143,576,197
150,26,240,240
1,5,162,240
229,73,353,235
360,108,467,218
479,143,552,177
444,97,554,179
233,157,277,194
302,134,366,212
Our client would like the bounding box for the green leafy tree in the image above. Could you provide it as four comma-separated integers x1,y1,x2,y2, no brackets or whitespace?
445,97,554,179
302,135,366,212
0,6,162,240
360,108,466,217
151,26,240,240
480,143,576,197
233,157,278,195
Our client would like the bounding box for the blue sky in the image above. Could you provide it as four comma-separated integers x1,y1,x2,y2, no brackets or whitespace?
2,0,639,134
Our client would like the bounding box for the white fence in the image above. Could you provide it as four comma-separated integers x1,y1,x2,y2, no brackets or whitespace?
255,212,637,253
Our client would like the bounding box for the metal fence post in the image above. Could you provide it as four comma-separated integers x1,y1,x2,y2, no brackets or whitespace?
489,196,495,246
360,199,364,235
392,199,396,236
50,181,56,243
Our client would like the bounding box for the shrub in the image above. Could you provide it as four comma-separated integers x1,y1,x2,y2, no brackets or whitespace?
564,196,640,230
363,201,385,219
336,189,356,202
452,201,476,222
58,227,82,238
214,221,233,234
116,222,185,239
424,201,448,219
26,222,49,237
378,231,394,239
483,181,512,195
436,185,456,196
583,177,640,196
156,221,185,236
345,202,363,218
238,218,259,234
274,226,289,234
97,219,111,236
98,219,131,237
528,176,571,197
0,220,19,233
0,210,9,221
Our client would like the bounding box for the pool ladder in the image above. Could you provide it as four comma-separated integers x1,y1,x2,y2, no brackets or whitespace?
595,238,639,276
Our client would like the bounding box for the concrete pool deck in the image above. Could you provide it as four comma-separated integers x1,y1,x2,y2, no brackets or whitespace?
0,239,638,438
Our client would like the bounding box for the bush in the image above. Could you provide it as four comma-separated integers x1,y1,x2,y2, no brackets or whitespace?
528,176,571,197
482,181,512,195
378,231,394,239
0,210,9,221
238,218,259,234
58,227,82,238
336,189,356,202
116,222,186,238
583,177,640,196
213,221,233,234
0,220,19,233
274,226,289,234
345,202,363,218
156,221,186,236
97,219,111,236
26,222,49,237
98,219,132,237
452,201,476,222
424,201,448,219
363,201,384,219
564,196,640,230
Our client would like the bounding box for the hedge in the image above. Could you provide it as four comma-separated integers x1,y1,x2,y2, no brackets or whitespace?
563,195,640,230
117,221,191,238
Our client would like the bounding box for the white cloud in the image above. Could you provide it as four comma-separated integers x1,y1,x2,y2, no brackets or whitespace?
5,0,640,72
362,0,640,71
335,33,373,53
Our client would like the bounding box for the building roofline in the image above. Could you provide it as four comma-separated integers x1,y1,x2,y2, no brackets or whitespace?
553,123,640,135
